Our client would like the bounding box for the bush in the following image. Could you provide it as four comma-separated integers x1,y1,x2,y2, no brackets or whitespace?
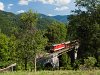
97,49,100,67
73,59,82,70
60,53,72,70
84,57,97,68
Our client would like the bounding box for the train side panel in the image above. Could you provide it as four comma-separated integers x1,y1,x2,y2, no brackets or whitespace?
51,43,65,52
64,41,71,49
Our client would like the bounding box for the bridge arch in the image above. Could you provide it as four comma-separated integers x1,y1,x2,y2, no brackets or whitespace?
44,63,53,70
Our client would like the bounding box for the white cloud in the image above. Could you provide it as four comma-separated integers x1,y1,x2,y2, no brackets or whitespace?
18,0,32,5
0,2,4,10
35,0,54,4
8,4,14,9
18,0,71,12
35,0,71,6
54,6,69,11
56,0,71,6
34,0,71,12
48,14,53,16
17,10,25,13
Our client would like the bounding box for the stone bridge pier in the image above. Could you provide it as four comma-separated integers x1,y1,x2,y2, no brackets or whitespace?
36,53,59,69
43,54,59,69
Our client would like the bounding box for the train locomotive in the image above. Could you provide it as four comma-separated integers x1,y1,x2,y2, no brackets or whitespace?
50,40,78,52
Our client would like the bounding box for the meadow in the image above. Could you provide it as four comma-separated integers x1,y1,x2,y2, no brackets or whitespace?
0,70,100,75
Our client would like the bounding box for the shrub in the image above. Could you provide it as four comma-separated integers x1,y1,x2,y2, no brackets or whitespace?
60,53,72,70
73,59,82,70
84,57,97,68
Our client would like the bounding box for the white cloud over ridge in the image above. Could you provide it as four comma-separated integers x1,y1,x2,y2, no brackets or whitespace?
8,4,14,9
54,6,69,11
0,2,4,10
48,14,53,16
17,10,25,13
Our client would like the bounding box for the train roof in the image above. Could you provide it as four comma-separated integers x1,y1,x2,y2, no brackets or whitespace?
64,41,70,44
52,43,64,46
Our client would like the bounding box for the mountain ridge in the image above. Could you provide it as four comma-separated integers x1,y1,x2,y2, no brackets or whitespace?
0,10,68,35
38,14,68,23
51,15,69,23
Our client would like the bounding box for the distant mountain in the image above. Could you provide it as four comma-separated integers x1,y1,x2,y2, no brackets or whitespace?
51,15,69,23
0,10,19,35
0,11,63,34
38,14,69,23
18,13,69,23
37,14,58,29
0,10,68,35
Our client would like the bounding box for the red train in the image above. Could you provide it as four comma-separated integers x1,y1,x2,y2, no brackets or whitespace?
50,40,78,52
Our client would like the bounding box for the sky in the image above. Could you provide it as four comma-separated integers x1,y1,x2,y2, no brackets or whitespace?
0,0,76,16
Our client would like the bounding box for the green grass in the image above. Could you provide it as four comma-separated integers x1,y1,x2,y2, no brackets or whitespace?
0,70,100,75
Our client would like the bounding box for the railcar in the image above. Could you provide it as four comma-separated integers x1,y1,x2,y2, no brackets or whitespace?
64,41,71,48
49,40,78,52
50,43,65,52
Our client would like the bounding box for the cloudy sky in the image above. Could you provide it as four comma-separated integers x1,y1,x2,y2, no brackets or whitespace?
0,0,76,16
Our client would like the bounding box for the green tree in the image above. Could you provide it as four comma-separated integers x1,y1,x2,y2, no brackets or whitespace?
68,0,100,58
46,22,67,44
0,32,17,68
17,10,48,71
0,32,10,67
76,0,99,12
84,57,97,68
60,53,72,70
8,35,18,64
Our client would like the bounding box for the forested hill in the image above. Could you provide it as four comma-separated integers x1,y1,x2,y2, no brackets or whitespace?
37,14,59,29
0,10,19,35
0,10,67,35
52,15,69,23
39,14,68,23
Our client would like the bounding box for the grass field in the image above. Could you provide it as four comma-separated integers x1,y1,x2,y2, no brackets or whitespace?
0,70,100,75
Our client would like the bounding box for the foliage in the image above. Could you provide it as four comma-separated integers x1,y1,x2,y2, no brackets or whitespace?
97,48,100,67
0,32,10,67
75,0,100,12
0,11,19,36
84,57,97,68
73,59,82,70
0,33,17,68
68,0,100,59
16,10,48,70
20,10,38,30
36,14,57,30
46,22,67,44
60,53,72,70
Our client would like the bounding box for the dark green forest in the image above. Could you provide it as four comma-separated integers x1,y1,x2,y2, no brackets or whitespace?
0,0,100,71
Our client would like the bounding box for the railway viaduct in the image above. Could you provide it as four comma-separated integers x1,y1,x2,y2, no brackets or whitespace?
36,41,79,69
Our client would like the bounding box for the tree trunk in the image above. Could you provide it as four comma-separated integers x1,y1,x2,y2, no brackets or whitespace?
25,58,27,70
35,55,36,72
